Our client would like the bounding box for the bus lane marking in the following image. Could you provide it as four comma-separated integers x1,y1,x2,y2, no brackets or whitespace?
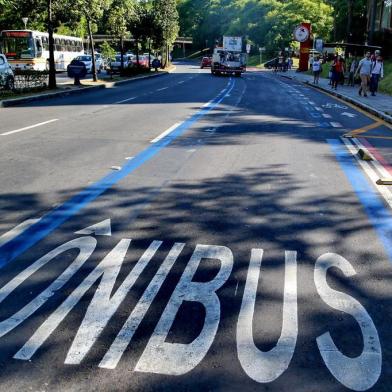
0,219,40,249
0,228,383,391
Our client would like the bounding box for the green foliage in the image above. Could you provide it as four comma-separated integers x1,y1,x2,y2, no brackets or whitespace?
100,40,116,60
107,0,134,39
177,0,335,53
154,0,179,45
379,60,392,96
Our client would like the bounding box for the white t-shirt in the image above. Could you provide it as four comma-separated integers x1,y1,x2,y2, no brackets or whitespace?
312,60,321,72
372,62,384,77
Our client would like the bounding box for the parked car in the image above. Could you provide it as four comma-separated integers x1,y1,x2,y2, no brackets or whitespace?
74,55,93,73
109,53,134,73
72,54,104,74
132,55,150,68
0,54,14,90
200,56,212,69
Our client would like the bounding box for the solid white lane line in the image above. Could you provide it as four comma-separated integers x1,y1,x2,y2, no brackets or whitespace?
308,101,316,105
157,87,168,91
150,123,182,143
0,219,40,248
322,113,332,118
315,107,323,112
115,97,136,104
1,119,59,136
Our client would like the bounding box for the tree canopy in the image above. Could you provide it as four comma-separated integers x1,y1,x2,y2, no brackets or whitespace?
177,0,368,52
0,0,369,54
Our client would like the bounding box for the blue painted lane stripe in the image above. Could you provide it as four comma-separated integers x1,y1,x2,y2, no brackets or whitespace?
0,79,236,268
328,139,392,262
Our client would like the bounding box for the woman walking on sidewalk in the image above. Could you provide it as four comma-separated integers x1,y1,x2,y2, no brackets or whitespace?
356,51,372,97
312,57,322,84
331,55,344,90
370,56,384,96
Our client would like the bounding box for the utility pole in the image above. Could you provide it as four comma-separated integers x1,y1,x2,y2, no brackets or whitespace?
87,18,98,82
47,0,56,89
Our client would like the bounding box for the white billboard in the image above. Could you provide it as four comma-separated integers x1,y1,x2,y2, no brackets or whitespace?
223,36,242,52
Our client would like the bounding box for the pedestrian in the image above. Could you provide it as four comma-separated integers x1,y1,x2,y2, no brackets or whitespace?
152,58,161,72
331,55,345,90
287,57,293,70
278,52,284,72
370,55,384,96
348,57,358,87
371,49,381,63
312,56,322,84
274,57,279,72
355,51,372,97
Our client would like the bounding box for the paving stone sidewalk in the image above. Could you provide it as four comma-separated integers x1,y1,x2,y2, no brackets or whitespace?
284,70,392,120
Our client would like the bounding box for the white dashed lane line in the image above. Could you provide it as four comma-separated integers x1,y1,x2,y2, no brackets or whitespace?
115,97,137,104
1,119,59,136
150,122,182,143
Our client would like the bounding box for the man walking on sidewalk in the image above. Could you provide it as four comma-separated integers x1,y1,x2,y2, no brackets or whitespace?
370,56,384,96
355,51,372,97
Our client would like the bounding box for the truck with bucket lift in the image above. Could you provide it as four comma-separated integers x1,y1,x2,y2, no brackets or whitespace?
211,36,246,77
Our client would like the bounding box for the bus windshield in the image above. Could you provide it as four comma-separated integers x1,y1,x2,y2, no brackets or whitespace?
1,32,35,59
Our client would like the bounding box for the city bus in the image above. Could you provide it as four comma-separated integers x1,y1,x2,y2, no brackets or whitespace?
0,30,84,71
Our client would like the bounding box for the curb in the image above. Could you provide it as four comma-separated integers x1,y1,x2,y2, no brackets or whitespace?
281,74,392,125
0,67,175,108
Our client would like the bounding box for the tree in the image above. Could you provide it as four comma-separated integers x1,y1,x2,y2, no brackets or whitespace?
107,0,134,72
153,0,179,67
100,40,116,61
71,0,112,81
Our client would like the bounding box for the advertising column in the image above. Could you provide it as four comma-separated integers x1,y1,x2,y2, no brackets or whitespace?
294,23,312,72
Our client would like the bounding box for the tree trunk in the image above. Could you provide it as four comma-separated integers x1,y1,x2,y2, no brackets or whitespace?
135,39,140,68
369,0,377,45
47,0,56,89
148,39,151,69
120,36,124,72
87,18,97,82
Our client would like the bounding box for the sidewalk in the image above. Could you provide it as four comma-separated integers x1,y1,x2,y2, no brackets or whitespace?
283,70,392,123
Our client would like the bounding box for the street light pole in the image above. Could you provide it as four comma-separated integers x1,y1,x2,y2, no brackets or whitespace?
22,17,28,30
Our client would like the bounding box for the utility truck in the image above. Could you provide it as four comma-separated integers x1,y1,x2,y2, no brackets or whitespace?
211,36,246,77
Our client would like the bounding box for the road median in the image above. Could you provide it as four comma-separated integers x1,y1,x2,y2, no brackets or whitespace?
0,66,176,108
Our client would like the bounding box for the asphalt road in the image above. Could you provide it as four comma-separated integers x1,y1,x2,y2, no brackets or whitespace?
0,62,392,392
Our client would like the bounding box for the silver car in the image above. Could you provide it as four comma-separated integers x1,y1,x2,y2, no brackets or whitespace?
109,54,134,73
73,54,104,74
0,54,14,90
